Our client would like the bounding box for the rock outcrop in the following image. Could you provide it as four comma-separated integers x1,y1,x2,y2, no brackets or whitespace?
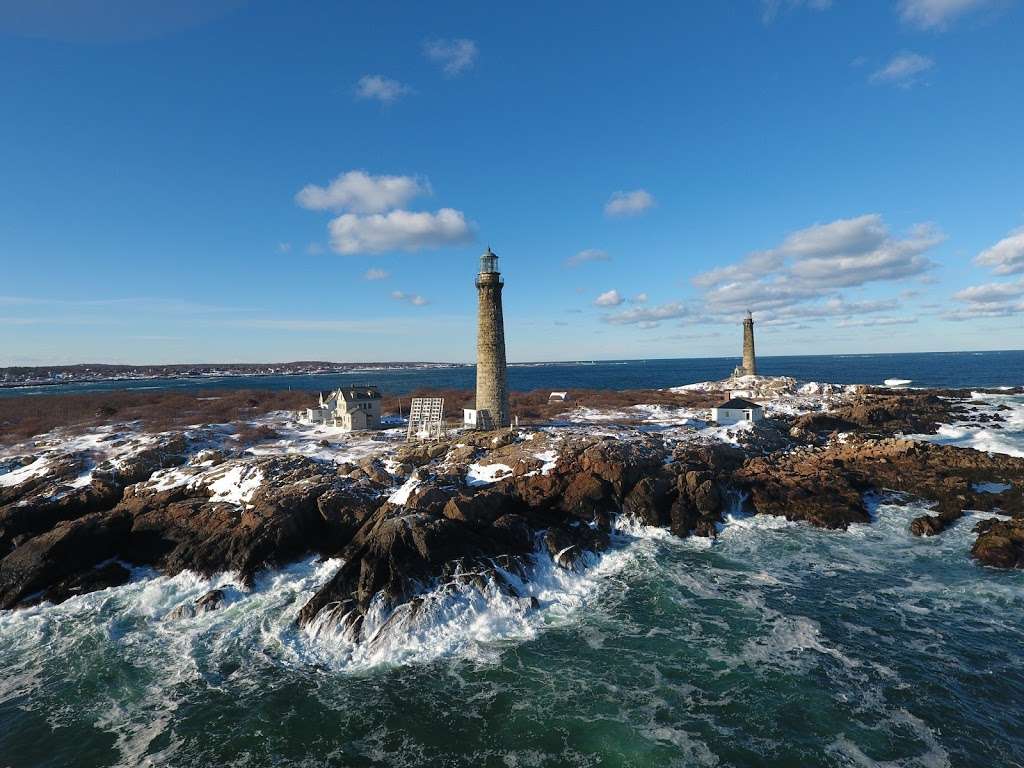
2,386,1023,624
971,518,1024,569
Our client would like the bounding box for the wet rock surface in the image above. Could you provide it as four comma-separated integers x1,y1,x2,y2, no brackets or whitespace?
0,387,1021,629
971,518,1024,569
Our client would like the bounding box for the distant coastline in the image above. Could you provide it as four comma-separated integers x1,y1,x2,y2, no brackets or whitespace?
0,361,469,390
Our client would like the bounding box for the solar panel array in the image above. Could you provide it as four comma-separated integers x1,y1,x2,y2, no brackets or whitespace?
406,397,446,440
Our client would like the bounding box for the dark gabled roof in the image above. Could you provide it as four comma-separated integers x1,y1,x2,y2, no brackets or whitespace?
714,397,763,410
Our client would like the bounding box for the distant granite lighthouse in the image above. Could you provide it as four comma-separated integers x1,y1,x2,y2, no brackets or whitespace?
741,310,757,376
475,246,510,428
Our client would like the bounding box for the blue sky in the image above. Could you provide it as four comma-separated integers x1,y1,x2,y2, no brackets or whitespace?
1,0,1023,365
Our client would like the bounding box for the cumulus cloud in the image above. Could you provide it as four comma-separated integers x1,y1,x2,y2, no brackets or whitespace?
694,214,942,315
363,268,390,281
355,74,410,104
692,250,785,290
788,223,944,288
870,52,934,87
680,214,945,330
297,170,473,255
565,248,610,268
898,0,993,29
594,289,624,307
604,189,655,218
953,278,1024,304
975,227,1024,275
631,293,649,304
603,302,691,326
423,38,478,75
391,291,430,306
944,275,1024,320
329,208,473,255
296,171,428,214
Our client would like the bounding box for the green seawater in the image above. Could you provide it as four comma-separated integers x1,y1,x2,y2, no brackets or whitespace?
1,501,1022,768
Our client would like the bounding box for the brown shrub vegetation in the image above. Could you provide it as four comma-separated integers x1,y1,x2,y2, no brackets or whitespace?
0,386,721,445
0,389,311,444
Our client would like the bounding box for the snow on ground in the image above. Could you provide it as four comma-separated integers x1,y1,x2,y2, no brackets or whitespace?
0,456,51,487
245,416,405,466
671,374,853,419
466,463,513,486
533,450,559,475
0,375,863,499
388,475,421,505
698,420,756,446
208,465,264,507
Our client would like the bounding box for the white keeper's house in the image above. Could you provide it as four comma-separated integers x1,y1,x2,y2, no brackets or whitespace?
303,386,382,431
711,397,765,426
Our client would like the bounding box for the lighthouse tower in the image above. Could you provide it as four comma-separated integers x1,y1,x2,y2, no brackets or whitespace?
741,310,757,376
474,247,509,428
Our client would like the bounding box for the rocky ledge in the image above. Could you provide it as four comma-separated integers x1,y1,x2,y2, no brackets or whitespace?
0,387,1021,635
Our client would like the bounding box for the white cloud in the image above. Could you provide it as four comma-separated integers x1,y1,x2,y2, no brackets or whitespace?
423,38,478,76
277,242,291,254
870,52,934,87
944,275,1024,320
684,214,943,329
787,223,943,288
692,250,785,289
836,316,918,328
391,291,430,306
604,189,655,218
975,227,1024,275
328,208,473,255
296,170,428,214
952,278,1024,303
364,268,390,281
694,214,942,315
594,289,624,307
631,292,649,304
565,248,610,267
603,302,691,326
942,301,1024,321
898,0,993,29
775,213,889,258
355,74,410,104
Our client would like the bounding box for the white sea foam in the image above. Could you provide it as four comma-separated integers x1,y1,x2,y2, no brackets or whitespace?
913,393,1024,457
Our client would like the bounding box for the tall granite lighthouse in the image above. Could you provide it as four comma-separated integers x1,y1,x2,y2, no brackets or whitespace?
474,246,510,427
741,310,757,376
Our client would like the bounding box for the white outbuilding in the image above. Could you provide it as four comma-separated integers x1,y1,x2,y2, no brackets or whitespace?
303,387,382,431
711,397,765,426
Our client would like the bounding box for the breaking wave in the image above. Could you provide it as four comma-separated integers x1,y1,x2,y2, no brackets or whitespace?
913,392,1024,458
2,489,1024,765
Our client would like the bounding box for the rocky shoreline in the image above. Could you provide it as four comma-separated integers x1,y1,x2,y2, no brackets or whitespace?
1,385,1021,642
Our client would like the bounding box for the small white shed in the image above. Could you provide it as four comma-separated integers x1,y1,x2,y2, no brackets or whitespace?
463,408,480,427
548,391,571,402
712,397,764,426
